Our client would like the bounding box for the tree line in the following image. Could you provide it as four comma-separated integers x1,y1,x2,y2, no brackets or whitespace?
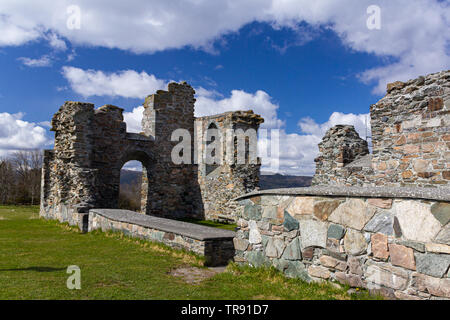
0,150,43,205
0,150,142,210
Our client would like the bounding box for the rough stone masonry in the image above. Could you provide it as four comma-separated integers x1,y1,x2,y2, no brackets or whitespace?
234,70,450,300
234,186,450,300
40,82,263,226
313,70,450,188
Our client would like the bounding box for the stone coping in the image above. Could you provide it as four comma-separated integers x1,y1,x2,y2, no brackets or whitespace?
126,132,153,141
235,186,450,202
89,209,236,241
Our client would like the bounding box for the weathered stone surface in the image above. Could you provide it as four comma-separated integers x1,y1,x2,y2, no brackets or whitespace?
272,258,289,272
387,81,405,93
388,244,416,270
394,291,422,300
415,253,450,278
371,233,389,260
395,200,442,242
368,198,393,209
299,218,328,249
303,70,450,189
261,206,278,221
260,196,281,206
348,256,363,275
248,220,262,244
335,261,347,271
319,255,339,268
430,203,450,226
425,243,450,254
393,216,402,238
326,238,341,253
308,265,331,279
366,263,409,290
281,238,302,260
396,240,426,253
246,250,266,267
265,237,285,258
344,229,367,255
302,247,314,260
335,272,364,288
327,224,345,240
313,200,341,221
285,261,310,281
244,203,261,220
283,210,299,231
435,224,450,245
413,273,450,298
286,197,314,217
329,199,376,230
364,211,394,235
233,238,249,251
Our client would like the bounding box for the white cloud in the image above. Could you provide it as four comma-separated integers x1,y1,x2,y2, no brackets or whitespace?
298,112,371,141
123,106,144,133
71,66,369,176
61,66,168,98
196,88,285,129
119,79,369,176
0,112,52,156
260,112,371,176
17,55,52,67
63,67,284,128
0,0,448,92
45,32,67,51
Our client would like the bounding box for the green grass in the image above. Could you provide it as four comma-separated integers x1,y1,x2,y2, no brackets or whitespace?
0,205,381,300
178,217,237,231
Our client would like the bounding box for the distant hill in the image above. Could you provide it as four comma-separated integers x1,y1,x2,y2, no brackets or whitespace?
120,170,312,190
259,174,312,190
120,170,142,185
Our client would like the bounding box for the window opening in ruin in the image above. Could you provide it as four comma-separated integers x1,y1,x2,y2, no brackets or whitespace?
119,160,143,212
205,122,220,176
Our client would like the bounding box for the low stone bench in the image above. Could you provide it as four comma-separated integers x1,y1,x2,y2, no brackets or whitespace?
88,209,236,266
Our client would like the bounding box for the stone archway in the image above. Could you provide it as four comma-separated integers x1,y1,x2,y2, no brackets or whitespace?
116,150,154,214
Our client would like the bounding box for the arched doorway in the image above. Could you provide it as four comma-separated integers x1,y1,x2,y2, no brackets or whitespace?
119,160,143,212
117,150,153,214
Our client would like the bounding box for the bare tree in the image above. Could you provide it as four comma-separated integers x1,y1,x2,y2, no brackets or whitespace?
0,158,14,204
10,150,43,205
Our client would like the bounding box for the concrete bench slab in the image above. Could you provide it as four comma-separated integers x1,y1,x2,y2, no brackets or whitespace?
88,209,236,266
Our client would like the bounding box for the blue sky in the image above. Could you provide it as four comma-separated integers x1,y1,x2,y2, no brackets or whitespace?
0,0,449,175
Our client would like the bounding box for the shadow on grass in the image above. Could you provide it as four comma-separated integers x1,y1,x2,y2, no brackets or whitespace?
0,266,66,272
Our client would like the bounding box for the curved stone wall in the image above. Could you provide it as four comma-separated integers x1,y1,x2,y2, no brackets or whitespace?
234,187,450,300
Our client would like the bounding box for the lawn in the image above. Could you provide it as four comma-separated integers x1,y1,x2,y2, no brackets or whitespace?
0,205,379,300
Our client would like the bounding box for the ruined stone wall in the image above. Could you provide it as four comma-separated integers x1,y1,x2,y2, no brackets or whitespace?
370,70,450,187
195,111,264,222
41,81,264,225
141,82,203,218
40,102,98,225
313,70,450,188
234,187,450,300
312,125,370,186
40,82,204,225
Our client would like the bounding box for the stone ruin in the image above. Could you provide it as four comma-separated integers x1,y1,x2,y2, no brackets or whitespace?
40,82,263,227
40,70,450,299
313,70,450,188
233,70,450,300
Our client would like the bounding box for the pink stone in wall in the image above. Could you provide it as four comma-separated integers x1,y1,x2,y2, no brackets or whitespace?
388,244,416,270
368,198,393,209
371,233,389,260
